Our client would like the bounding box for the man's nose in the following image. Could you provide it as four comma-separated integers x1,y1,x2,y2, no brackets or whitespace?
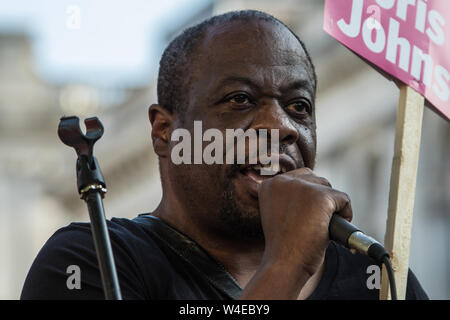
252,100,299,145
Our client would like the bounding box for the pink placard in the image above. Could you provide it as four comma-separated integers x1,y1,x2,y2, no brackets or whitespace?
324,0,450,121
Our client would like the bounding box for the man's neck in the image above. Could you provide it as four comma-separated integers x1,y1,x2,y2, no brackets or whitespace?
152,200,263,281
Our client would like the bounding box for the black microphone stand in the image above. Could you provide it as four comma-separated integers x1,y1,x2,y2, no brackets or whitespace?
58,116,122,300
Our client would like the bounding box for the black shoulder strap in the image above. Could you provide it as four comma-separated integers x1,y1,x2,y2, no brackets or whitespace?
132,214,242,300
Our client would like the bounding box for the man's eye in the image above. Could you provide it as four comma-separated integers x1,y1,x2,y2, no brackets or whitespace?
229,94,251,105
285,100,311,115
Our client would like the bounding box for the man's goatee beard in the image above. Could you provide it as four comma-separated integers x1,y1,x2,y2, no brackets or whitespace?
218,177,265,241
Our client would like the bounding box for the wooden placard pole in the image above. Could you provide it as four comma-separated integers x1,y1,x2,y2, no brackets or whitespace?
380,85,424,300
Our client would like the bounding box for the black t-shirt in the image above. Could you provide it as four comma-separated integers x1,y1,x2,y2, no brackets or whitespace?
21,215,428,300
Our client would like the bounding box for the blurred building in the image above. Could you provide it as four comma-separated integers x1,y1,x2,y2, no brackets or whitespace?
0,0,448,299
0,31,163,298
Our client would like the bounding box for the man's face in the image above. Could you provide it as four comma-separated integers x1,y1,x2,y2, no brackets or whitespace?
167,20,317,240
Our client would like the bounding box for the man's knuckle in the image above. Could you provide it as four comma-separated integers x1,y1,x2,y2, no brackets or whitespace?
340,191,351,203
319,193,336,211
319,177,331,187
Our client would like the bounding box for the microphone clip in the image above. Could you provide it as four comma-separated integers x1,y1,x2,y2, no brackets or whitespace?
57,116,106,198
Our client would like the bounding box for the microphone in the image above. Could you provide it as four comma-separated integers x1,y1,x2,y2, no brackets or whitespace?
329,214,389,262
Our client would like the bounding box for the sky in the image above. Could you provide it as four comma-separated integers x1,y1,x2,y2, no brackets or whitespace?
0,0,211,87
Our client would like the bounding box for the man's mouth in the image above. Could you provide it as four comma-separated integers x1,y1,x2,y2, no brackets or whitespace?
241,163,285,183
234,154,298,197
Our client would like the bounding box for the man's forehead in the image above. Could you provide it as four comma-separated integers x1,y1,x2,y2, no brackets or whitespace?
199,19,307,65
189,20,314,90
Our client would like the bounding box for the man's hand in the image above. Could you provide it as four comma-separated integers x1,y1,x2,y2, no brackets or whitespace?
239,168,352,300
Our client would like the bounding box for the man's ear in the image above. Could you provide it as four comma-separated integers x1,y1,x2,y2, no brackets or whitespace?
148,104,174,158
